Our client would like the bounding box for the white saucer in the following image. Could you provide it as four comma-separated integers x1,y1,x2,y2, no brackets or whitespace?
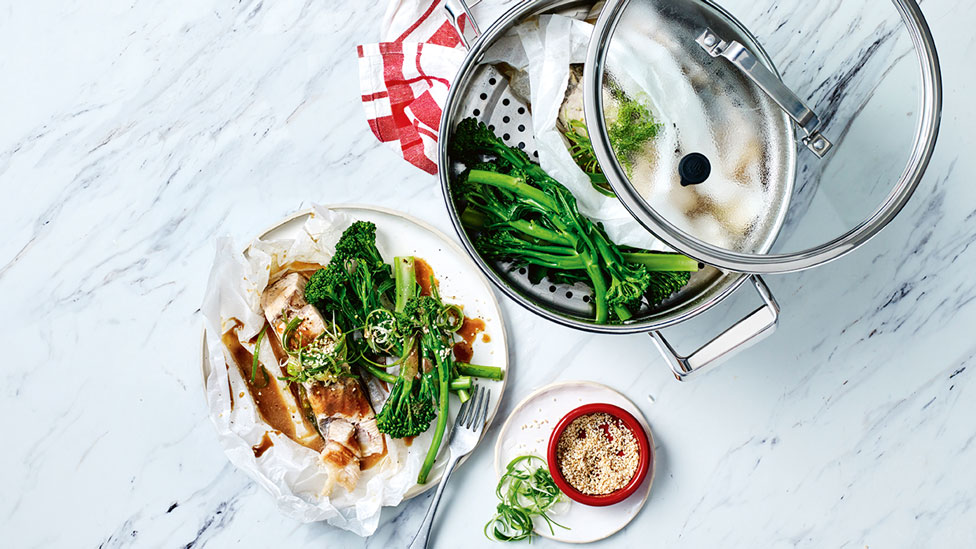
493,381,655,544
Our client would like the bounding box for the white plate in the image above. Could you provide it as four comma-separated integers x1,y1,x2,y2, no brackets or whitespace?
202,204,509,499
493,381,655,544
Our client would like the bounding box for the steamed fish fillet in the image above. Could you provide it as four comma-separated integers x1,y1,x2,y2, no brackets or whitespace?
308,379,387,461
261,272,386,493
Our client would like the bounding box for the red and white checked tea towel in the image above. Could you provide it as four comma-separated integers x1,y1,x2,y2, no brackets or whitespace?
357,0,470,174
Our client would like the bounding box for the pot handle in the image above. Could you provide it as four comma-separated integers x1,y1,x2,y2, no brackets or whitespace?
445,0,482,48
650,275,779,381
696,28,832,158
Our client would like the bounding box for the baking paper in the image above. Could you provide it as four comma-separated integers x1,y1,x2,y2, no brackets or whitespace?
485,15,667,251
200,205,436,536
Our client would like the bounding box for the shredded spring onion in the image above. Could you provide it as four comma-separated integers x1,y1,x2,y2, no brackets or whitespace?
280,321,353,384
485,455,568,542
358,333,414,369
437,304,464,332
281,316,303,355
250,326,270,388
365,308,400,353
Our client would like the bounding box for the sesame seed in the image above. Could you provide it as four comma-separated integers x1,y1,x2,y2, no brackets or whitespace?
556,413,639,495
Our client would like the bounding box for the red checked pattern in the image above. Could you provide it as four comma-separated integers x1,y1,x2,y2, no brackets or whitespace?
358,0,470,174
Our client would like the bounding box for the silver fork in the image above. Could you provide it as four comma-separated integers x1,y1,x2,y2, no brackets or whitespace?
408,384,492,549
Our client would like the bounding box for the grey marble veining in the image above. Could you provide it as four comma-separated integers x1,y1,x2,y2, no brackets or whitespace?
2,0,975,547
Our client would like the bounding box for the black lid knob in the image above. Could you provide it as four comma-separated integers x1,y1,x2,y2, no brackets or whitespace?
679,152,711,186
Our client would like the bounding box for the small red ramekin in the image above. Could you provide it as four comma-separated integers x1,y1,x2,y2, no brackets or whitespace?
547,403,651,506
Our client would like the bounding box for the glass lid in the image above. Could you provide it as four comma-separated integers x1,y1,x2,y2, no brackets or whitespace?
583,0,942,273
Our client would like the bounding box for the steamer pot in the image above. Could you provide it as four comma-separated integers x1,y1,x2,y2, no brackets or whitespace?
437,0,941,379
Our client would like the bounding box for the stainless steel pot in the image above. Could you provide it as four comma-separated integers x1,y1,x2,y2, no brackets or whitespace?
437,0,942,379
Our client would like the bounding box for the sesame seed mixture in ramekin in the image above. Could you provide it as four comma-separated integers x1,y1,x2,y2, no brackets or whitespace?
556,412,640,495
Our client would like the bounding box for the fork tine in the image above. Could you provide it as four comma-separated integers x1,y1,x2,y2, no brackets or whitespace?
458,385,475,427
463,385,477,429
470,385,486,429
455,391,471,428
475,388,491,431
464,385,481,428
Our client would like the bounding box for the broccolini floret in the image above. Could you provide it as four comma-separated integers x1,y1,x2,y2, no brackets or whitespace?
375,342,438,439
304,221,394,329
450,118,698,323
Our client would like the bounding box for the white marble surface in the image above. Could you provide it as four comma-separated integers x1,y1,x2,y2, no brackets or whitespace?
4,0,975,547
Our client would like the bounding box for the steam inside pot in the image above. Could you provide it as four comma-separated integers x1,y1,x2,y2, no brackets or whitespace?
594,0,794,253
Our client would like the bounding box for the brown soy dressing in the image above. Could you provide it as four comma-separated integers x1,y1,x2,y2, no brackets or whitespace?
453,317,486,363
360,448,388,471
257,320,325,452
252,431,276,458
283,261,327,275
222,325,298,441
414,258,437,296
225,363,235,411
412,257,488,362
266,322,304,408
453,342,473,363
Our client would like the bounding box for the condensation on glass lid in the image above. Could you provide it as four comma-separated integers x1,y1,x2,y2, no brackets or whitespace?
597,0,795,254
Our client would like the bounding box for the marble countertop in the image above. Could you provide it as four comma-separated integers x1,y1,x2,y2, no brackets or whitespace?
5,1,975,547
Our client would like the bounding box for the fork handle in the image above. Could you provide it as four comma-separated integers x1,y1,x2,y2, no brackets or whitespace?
408,452,460,549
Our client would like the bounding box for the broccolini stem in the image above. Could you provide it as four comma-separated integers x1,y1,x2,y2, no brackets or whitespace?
580,248,610,323
520,162,555,185
449,376,473,392
506,220,574,246
512,250,586,270
622,252,700,271
418,352,451,484
592,231,624,269
465,200,516,229
614,304,634,321
468,170,559,212
525,244,582,256
394,256,416,314
524,211,608,321
451,355,471,403
546,191,610,323
460,207,486,229
456,363,504,380
363,363,397,384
